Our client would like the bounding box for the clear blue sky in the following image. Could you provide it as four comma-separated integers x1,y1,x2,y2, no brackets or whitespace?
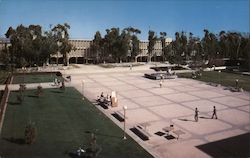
0,0,249,40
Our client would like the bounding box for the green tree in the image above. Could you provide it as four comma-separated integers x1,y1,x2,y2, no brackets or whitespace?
227,32,242,60
171,32,183,65
41,30,58,64
124,27,141,62
180,31,188,60
147,30,157,62
91,31,103,63
160,32,167,61
52,23,72,66
201,29,219,61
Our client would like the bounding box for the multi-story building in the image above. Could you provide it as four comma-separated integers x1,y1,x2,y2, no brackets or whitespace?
136,38,172,62
50,39,92,64
0,38,10,51
61,38,172,64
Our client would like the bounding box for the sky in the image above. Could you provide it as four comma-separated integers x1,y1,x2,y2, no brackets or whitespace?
0,0,249,40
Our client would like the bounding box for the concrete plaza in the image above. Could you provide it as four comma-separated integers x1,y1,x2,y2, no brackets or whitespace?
65,65,250,158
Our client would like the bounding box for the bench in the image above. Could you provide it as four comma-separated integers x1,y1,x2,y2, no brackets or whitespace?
130,126,151,141
172,130,185,140
135,125,151,137
163,126,185,140
115,111,127,119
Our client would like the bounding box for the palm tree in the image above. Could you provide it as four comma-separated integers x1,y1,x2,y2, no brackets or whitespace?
201,29,219,61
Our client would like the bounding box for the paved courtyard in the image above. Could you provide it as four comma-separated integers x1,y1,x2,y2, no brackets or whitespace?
65,66,250,158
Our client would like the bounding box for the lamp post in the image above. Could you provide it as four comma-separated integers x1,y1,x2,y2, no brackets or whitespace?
82,80,84,99
217,52,220,59
123,106,128,140
235,79,239,90
218,70,221,85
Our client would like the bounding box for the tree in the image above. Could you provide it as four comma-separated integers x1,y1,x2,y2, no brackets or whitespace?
124,27,141,62
188,33,203,67
112,30,130,62
160,32,167,61
25,122,36,144
42,30,58,64
201,29,219,61
171,32,183,65
180,31,188,60
147,30,157,62
4,24,59,68
52,23,73,66
227,32,242,60
219,30,228,58
91,31,103,63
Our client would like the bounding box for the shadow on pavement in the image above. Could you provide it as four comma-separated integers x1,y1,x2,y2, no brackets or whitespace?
3,137,26,145
178,118,196,122
196,133,250,157
199,116,212,119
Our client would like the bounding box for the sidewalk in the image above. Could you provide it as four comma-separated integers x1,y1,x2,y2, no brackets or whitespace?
0,82,59,91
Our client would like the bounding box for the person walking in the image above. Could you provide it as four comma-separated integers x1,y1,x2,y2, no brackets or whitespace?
194,108,199,122
211,106,218,119
159,80,163,88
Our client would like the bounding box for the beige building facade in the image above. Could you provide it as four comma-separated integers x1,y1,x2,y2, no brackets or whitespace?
0,38,10,52
56,38,173,64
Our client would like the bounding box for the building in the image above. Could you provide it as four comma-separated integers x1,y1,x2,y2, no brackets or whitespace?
54,38,172,64
0,38,10,51
50,39,92,64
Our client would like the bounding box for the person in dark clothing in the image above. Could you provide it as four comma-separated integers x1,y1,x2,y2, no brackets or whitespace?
194,108,199,122
211,106,218,119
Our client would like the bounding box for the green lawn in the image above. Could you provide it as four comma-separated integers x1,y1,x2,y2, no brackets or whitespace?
0,88,152,158
0,70,9,84
178,71,250,91
12,74,63,84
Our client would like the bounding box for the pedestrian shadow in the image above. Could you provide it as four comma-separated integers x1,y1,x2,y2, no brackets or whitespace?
50,90,64,94
8,101,21,105
84,130,121,139
178,118,196,122
3,137,25,145
27,95,39,98
199,116,212,119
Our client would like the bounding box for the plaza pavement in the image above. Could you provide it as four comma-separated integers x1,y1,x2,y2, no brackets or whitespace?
65,64,250,158
1,64,249,158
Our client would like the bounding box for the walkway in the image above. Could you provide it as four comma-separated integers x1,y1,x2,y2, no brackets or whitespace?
0,82,60,91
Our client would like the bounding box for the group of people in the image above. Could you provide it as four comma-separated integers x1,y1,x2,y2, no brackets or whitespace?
194,106,218,122
97,92,111,104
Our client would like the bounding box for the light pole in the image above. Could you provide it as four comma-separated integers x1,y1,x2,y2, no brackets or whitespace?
218,70,221,85
82,80,84,99
237,62,240,71
123,106,128,140
235,79,239,90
